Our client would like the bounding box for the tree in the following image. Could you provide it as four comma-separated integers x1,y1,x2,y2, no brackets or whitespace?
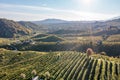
86,48,94,57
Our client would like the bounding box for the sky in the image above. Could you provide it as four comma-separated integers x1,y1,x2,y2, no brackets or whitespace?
0,0,120,21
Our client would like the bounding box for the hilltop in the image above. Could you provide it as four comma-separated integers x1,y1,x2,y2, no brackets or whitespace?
32,18,67,24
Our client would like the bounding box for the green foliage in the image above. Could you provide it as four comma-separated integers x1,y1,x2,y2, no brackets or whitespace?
9,40,120,57
32,34,48,39
100,52,107,55
34,35,64,42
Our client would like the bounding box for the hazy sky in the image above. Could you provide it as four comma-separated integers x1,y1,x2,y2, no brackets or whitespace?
0,0,120,21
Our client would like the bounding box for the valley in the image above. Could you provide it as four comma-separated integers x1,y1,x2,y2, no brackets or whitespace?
0,18,120,80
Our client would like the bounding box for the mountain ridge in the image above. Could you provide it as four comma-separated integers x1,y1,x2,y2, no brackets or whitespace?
32,18,68,24
0,18,31,38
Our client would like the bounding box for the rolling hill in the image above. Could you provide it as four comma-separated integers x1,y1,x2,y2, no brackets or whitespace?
34,35,64,42
0,18,31,38
32,34,49,39
18,21,46,32
49,29,85,34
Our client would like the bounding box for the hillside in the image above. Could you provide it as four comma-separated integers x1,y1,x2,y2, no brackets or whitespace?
32,34,49,38
106,18,120,27
0,18,31,38
34,35,64,42
93,29,120,36
0,50,119,80
18,21,45,32
49,29,85,34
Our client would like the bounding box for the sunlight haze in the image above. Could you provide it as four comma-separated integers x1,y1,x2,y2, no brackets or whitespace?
0,0,120,21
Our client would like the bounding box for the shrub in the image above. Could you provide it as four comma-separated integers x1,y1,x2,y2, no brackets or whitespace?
38,74,45,79
18,52,23,55
86,48,94,56
57,53,61,59
100,52,106,55
44,71,51,79
31,69,37,77
20,73,26,79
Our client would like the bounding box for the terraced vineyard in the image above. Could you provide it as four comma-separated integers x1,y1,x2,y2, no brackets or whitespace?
0,49,120,80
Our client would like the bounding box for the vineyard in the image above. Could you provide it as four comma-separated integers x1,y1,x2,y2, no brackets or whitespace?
0,49,119,80
0,1,120,80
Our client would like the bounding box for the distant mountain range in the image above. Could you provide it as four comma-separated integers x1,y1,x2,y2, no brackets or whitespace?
33,19,68,24
32,17,120,25
0,17,120,38
32,18,120,33
108,16,120,20
32,17,120,35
